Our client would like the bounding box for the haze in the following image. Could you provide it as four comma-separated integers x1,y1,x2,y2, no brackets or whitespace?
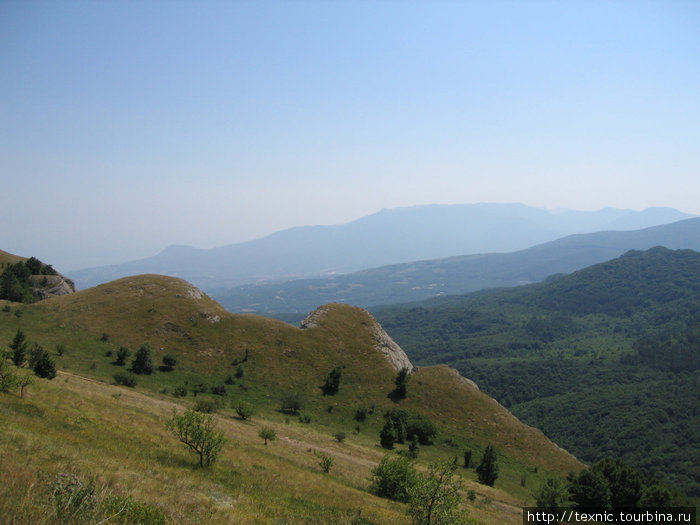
2,1,699,272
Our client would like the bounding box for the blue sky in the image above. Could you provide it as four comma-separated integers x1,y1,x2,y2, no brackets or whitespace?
1,0,699,271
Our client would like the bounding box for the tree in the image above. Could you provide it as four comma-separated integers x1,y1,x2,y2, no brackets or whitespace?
369,455,419,503
166,409,225,467
235,402,254,420
10,329,27,366
316,451,334,473
569,468,611,510
394,367,410,398
17,373,34,398
115,346,130,366
259,427,276,445
31,345,56,379
322,366,342,395
463,449,472,469
161,354,177,371
476,444,498,486
131,343,154,375
0,359,17,392
534,477,570,511
280,390,304,414
407,459,468,525
380,419,397,449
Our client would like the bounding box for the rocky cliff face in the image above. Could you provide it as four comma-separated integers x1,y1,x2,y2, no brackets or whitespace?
29,274,77,299
300,303,414,373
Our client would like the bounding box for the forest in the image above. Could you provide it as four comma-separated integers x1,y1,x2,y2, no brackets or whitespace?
374,247,700,501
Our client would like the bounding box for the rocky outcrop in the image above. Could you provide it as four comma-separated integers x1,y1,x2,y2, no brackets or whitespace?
30,274,77,299
300,304,414,373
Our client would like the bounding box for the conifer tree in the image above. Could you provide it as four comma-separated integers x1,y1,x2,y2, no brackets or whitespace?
476,444,499,486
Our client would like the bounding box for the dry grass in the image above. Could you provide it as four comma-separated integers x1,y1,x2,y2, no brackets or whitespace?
0,370,538,524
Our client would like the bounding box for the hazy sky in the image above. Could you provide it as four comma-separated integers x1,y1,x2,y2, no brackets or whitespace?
2,1,699,271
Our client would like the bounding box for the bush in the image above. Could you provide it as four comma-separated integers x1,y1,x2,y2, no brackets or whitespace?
194,398,221,413
281,390,304,414
354,407,368,422
334,432,346,443
369,455,419,503
316,451,334,473
476,444,499,486
161,354,177,371
0,359,17,392
172,385,188,398
235,402,254,420
407,459,467,525
115,346,130,366
114,372,137,388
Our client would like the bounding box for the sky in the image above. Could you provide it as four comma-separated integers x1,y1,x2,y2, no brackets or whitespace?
1,0,699,272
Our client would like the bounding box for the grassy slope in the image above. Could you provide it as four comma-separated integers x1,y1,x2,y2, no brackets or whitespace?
1,274,583,523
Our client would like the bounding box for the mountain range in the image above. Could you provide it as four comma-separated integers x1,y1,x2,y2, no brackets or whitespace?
212,216,700,315
67,203,694,291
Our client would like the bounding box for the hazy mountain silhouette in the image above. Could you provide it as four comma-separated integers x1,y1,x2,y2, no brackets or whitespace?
68,203,694,291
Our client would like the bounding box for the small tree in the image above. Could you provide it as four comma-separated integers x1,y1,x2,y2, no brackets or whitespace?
380,419,397,449
115,346,130,366
334,431,346,443
407,459,468,525
259,427,276,445
408,435,420,459
316,451,334,473
476,444,499,486
394,367,410,398
131,343,154,375
235,401,254,420
463,449,472,469
280,390,304,414
322,366,342,395
0,359,17,392
10,329,27,366
161,354,177,371
31,345,56,379
166,409,226,467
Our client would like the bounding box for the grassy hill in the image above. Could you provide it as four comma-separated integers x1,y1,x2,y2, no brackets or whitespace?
373,247,700,501
1,274,583,524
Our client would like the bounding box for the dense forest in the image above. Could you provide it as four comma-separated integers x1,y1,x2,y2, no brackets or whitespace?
374,247,700,500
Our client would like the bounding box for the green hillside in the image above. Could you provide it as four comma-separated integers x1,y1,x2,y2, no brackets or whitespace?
1,273,584,524
374,247,700,500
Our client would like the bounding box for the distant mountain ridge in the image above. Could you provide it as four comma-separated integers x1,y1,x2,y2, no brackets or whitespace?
67,203,694,291
212,217,700,314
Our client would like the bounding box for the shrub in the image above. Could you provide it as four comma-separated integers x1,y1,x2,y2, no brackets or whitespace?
172,385,188,397
394,367,410,398
194,398,220,413
0,359,17,392
334,432,346,443
235,402,254,420
50,473,98,522
114,372,137,388
166,409,226,467
369,455,419,503
281,390,304,414
115,346,130,366
211,385,226,396
316,451,334,473
299,414,311,424
161,354,177,371
354,407,368,422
